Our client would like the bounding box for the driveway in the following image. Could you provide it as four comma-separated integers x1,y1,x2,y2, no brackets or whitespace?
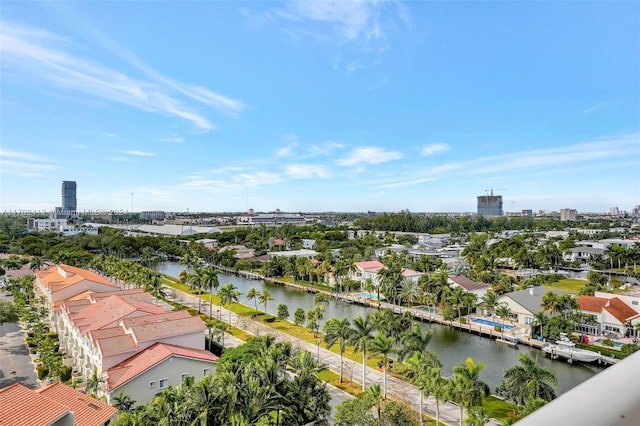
0,294,39,390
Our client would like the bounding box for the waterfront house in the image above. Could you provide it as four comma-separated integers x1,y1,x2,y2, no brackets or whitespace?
576,292,640,338
448,275,490,297
497,286,564,326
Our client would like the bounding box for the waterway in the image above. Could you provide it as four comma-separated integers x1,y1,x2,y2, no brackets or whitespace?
156,262,599,394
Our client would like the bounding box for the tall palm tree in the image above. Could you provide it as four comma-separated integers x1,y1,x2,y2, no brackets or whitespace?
397,324,433,362
399,278,421,307
497,353,557,407
463,292,478,333
218,283,241,323
258,289,274,316
365,383,383,419
348,314,375,391
369,334,393,400
247,287,259,314
145,274,166,305
451,358,489,426
405,351,443,426
112,391,136,414
481,290,500,319
448,287,466,323
323,318,352,383
200,266,220,319
495,304,513,340
541,291,562,317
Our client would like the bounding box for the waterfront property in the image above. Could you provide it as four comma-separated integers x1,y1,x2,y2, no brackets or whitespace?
448,275,490,297
497,286,564,326
470,317,516,330
352,291,379,301
576,292,640,339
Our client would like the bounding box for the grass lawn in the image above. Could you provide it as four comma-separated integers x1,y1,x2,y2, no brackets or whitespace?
483,395,520,422
544,278,587,294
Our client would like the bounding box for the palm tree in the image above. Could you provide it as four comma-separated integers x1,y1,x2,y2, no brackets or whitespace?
532,311,548,340
369,333,393,400
218,283,241,323
323,318,352,383
495,304,513,340
348,314,375,391
450,358,489,426
448,287,466,323
463,292,478,332
397,324,433,362
144,274,166,305
365,383,383,419
201,266,220,319
405,351,443,426
258,289,274,316
112,391,136,414
399,278,421,307
541,291,562,317
29,256,49,272
247,287,259,314
481,290,499,318
496,353,557,407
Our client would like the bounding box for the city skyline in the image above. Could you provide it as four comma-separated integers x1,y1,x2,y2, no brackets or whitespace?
1,1,639,213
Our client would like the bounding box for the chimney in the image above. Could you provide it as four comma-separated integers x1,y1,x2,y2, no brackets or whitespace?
528,287,534,296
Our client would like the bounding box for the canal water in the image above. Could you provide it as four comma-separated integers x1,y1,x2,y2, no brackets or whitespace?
157,262,598,394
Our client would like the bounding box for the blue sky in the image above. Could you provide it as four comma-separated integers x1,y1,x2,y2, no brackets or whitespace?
1,1,639,214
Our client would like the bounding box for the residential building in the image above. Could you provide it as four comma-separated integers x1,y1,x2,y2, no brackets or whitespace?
350,260,385,286
448,276,490,297
35,264,120,309
497,286,564,326
0,383,117,426
560,208,577,221
477,190,503,217
266,249,319,259
28,218,68,232
521,209,533,217
105,342,217,406
301,239,316,249
140,211,166,221
236,212,306,226
576,292,640,338
220,245,255,260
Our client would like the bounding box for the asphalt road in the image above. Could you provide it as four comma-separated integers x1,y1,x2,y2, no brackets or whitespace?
0,295,39,390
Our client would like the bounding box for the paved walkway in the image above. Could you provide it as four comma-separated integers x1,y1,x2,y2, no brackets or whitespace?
172,286,462,425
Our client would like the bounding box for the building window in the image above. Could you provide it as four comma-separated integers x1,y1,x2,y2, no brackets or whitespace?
525,317,534,325
181,374,189,383
203,368,210,377
632,301,638,306
159,378,169,389
149,381,156,388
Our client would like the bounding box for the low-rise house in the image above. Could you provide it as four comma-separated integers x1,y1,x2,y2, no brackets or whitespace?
105,342,218,406
266,249,318,259
401,268,423,283
0,383,117,426
375,244,407,258
301,239,316,249
220,245,255,260
448,276,490,297
564,246,606,263
497,286,564,326
577,292,640,338
350,260,385,286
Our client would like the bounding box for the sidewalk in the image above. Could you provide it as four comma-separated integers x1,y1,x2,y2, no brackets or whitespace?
172,286,462,426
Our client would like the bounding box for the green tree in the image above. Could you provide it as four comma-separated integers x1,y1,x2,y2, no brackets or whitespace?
323,318,352,383
200,266,220,319
218,283,241,323
0,300,19,326
294,307,306,326
405,350,442,426
112,391,136,414
277,303,289,321
496,353,557,407
349,314,375,391
370,333,393,400
450,358,489,426
258,289,274,316
246,287,259,315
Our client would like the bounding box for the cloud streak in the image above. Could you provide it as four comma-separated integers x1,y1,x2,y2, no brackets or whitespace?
120,150,157,157
421,143,449,156
337,146,403,166
0,22,243,130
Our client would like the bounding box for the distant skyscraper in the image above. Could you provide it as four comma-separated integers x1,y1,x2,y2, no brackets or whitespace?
61,181,77,214
477,190,503,217
560,208,577,221
610,207,619,216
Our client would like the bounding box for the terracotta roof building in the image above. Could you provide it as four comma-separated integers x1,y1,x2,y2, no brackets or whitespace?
0,383,117,426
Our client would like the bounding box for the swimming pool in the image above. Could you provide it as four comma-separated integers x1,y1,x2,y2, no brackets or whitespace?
416,306,439,314
593,339,623,348
353,292,378,300
470,317,515,330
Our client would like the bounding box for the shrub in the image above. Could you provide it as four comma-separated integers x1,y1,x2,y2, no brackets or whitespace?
495,325,502,333
37,364,49,380
460,317,467,324
602,338,615,348
621,344,640,356
59,366,73,382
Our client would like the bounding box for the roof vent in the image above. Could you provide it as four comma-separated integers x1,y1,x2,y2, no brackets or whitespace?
88,403,99,410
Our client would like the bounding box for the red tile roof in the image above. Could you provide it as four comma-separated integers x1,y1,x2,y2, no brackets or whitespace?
0,383,69,426
0,383,117,426
106,342,218,391
577,295,609,313
354,260,385,270
604,298,640,323
37,264,117,290
37,382,118,426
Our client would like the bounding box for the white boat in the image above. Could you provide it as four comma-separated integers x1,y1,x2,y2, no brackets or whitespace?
542,333,601,363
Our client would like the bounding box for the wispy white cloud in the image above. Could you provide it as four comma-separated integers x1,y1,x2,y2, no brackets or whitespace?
0,22,243,130
337,146,404,166
421,143,449,156
579,103,604,115
180,170,283,192
120,150,157,157
0,149,53,174
160,137,185,143
271,0,410,71
285,164,330,179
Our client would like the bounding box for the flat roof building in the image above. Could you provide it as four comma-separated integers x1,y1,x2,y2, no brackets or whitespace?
477,190,503,217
